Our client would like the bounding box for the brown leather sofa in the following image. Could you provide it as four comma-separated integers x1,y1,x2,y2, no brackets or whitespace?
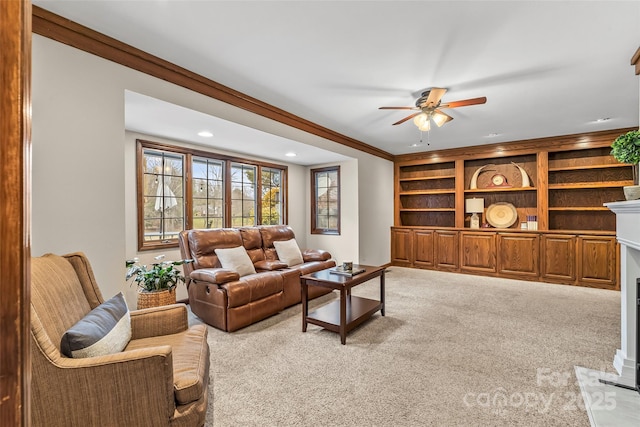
179,225,336,332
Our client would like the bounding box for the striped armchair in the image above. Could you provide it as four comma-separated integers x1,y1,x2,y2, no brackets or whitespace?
30,252,210,426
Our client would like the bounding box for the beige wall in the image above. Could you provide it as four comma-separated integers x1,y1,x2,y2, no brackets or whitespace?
32,35,393,308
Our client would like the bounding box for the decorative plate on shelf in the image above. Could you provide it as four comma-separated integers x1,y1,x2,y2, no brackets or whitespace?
485,202,518,228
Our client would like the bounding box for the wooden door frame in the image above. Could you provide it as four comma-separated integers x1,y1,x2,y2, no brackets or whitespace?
0,0,31,425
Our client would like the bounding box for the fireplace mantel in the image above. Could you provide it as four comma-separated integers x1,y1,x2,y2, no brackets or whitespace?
605,199,640,386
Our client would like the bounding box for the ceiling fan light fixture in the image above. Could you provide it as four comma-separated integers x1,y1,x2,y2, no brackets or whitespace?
413,113,429,128
432,111,449,127
414,112,432,131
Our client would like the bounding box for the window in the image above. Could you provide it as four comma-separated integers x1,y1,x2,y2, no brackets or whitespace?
311,166,340,235
231,163,257,227
137,140,287,250
192,157,224,229
140,149,185,246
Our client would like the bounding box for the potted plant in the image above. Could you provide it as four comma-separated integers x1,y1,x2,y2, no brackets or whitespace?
611,130,640,200
125,255,194,309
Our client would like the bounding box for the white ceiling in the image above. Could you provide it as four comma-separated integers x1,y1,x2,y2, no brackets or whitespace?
34,0,640,161
124,90,351,165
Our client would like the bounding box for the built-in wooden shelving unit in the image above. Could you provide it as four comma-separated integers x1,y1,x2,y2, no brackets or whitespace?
391,128,636,290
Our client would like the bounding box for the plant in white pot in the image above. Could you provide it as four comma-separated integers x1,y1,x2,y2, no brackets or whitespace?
611,130,640,200
125,255,194,309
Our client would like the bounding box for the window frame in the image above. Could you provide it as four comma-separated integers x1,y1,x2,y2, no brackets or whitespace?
310,165,340,235
137,139,288,250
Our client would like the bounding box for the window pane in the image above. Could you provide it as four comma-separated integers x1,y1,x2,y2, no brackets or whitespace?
209,181,223,198
328,171,338,186
192,161,208,179
193,217,207,229
317,215,328,229
231,202,242,217
144,153,162,174
143,219,162,241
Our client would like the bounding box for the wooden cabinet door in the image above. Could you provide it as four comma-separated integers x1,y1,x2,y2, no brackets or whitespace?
391,228,413,266
577,236,617,288
435,230,459,270
541,234,576,284
460,232,496,273
498,233,539,279
414,229,435,268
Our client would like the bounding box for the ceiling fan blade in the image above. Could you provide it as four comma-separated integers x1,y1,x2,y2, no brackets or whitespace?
392,112,421,125
378,106,418,110
440,96,487,109
424,87,447,108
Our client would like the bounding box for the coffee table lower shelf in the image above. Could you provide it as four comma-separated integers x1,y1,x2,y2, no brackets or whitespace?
306,296,382,336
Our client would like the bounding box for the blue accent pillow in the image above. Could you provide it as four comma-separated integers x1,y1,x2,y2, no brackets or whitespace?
60,292,132,358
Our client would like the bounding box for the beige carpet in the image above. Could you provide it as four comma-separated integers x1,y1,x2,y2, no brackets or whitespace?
198,267,620,426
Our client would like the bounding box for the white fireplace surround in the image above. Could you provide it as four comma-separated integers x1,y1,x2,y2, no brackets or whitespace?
605,199,640,387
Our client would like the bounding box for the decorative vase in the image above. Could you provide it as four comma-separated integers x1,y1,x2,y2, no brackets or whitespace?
137,288,176,309
623,163,640,201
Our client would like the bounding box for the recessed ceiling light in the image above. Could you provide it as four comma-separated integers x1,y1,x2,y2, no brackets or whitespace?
594,118,610,123
486,133,500,137
409,143,422,147
197,131,213,137
285,152,297,157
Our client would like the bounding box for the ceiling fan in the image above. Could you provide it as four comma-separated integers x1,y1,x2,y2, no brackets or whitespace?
379,88,487,131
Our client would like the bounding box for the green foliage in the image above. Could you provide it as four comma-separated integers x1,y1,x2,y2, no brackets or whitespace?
261,187,281,225
611,130,640,164
125,256,193,293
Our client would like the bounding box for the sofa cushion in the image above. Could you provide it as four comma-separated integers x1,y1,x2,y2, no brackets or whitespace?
125,323,210,405
188,228,243,269
222,271,284,308
240,227,266,264
215,246,257,277
60,292,131,358
259,225,296,261
273,238,304,266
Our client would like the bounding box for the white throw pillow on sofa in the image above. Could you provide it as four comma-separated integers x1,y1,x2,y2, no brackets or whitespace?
273,239,304,267
215,246,256,277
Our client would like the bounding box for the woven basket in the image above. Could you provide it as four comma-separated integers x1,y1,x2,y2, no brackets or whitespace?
137,288,176,309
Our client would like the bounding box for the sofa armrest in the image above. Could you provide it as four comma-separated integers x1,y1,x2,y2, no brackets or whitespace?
302,249,332,262
254,260,288,271
130,303,188,339
191,268,240,285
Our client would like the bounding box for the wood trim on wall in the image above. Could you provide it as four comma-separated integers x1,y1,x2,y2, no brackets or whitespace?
31,6,394,162
0,0,32,425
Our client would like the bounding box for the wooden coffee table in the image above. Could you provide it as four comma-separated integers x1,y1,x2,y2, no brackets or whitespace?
300,264,385,345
